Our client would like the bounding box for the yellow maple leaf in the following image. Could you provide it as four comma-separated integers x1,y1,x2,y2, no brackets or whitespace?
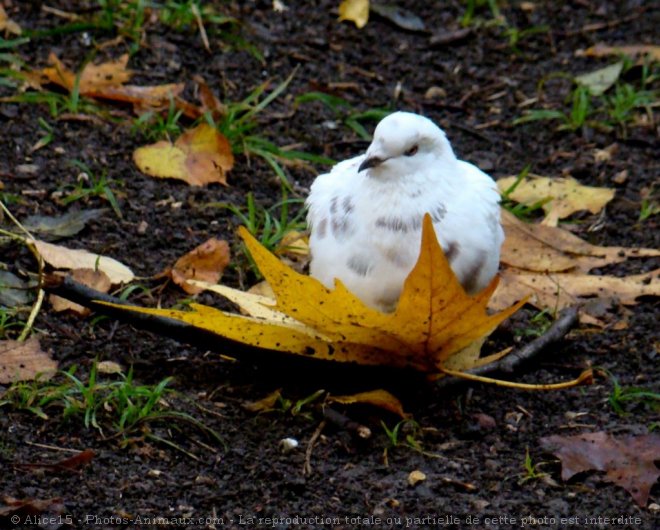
100,215,525,376
133,123,234,186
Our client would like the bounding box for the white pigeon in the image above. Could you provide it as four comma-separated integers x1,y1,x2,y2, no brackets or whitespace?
306,111,504,312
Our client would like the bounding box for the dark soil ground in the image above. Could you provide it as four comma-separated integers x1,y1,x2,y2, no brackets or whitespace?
1,1,658,529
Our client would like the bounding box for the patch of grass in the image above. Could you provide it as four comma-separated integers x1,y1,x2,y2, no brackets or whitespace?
600,370,660,417
96,0,148,54
19,0,254,59
604,82,655,132
0,362,222,447
518,447,548,484
0,52,27,88
0,307,26,339
514,84,594,132
60,160,122,219
515,309,553,339
212,187,306,253
514,59,658,135
5,89,107,119
33,117,55,151
639,198,659,221
274,389,325,419
294,91,391,141
157,1,260,60
212,72,333,189
380,419,432,464
131,97,184,140
461,0,502,27
504,24,549,54
0,37,30,51
500,164,551,220
159,0,235,30
0,192,23,207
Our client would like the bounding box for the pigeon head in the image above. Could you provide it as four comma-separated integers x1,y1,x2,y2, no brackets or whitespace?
358,112,455,177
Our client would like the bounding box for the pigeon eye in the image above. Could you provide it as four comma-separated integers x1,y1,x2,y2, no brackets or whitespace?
404,145,419,157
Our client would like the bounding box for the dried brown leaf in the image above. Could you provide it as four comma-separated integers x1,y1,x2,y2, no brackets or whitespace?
0,337,57,383
541,432,660,507
50,268,112,316
32,239,134,284
329,389,409,418
133,124,234,186
169,238,231,294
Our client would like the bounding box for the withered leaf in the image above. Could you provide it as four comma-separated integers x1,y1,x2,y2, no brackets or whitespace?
0,337,57,383
133,124,234,186
540,432,660,507
23,208,107,240
0,496,64,519
50,269,112,316
15,449,96,473
32,239,134,284
498,175,615,226
169,238,231,294
329,389,408,418
0,270,30,307
494,210,660,325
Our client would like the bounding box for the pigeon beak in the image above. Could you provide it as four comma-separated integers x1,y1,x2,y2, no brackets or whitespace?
358,156,384,173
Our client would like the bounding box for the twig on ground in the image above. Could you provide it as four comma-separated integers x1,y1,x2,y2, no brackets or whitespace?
436,306,579,389
303,420,326,476
320,405,372,440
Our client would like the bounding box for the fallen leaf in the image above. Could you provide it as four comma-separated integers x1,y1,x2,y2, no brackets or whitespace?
39,53,132,93
133,123,234,186
23,208,107,240
32,239,134,284
407,470,427,486
243,389,282,412
50,269,112,316
0,5,22,36
498,175,615,226
86,83,185,112
500,210,660,273
540,432,660,507
169,238,231,294
25,54,192,116
338,0,369,28
15,449,96,473
96,360,123,374
494,210,660,324
575,61,624,96
576,43,660,62
275,231,309,257
0,337,57,383
429,27,473,47
99,215,525,375
0,270,31,307
275,230,310,272
194,75,227,120
492,267,659,323
0,496,65,520
329,389,408,418
369,3,426,32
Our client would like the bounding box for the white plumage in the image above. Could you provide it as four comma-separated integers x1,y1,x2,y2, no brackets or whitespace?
306,112,504,312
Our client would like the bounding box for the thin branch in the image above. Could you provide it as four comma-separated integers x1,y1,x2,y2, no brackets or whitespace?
320,405,371,440
436,306,579,389
303,420,326,476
